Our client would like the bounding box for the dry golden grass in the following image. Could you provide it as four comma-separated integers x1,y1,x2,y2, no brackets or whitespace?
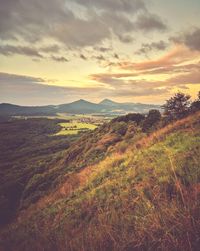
137,111,200,148
1,112,200,251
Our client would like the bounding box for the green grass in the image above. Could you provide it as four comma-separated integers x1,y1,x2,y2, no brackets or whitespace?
47,125,200,251
56,122,97,135
1,112,200,251
15,113,110,122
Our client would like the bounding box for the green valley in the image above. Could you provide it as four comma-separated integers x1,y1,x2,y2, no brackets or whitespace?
0,93,200,251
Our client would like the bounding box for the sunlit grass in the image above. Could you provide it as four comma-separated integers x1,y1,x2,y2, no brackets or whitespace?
56,122,97,135
1,112,200,251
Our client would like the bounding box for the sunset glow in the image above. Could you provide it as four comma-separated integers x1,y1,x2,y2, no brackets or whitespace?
1,0,200,105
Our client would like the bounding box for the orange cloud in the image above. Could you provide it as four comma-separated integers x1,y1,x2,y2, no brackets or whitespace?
91,62,200,82
118,45,198,71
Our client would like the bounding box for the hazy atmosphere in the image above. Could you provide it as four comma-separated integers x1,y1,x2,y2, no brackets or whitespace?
1,1,200,251
1,0,200,105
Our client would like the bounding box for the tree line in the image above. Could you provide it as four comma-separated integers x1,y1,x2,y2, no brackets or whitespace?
113,91,200,133
145,91,200,131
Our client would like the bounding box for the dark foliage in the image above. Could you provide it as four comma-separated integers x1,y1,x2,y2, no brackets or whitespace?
162,92,191,121
142,109,161,132
0,116,11,123
191,91,200,112
0,118,71,224
0,117,133,225
113,113,145,125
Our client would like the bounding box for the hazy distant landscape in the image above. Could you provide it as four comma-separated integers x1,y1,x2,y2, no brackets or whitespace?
0,99,161,116
0,98,161,136
1,0,200,250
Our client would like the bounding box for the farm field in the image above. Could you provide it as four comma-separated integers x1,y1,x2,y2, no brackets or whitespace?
56,121,97,135
14,113,110,136
14,113,112,121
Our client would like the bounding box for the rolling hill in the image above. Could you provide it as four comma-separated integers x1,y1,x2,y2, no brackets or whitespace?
0,99,161,116
0,111,199,251
58,99,104,114
0,103,56,116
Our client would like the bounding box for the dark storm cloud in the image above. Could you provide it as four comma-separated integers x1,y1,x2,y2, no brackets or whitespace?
113,53,119,59
118,34,134,43
171,28,200,51
40,45,60,53
134,13,167,32
73,0,146,13
80,54,87,60
0,44,67,61
0,0,109,46
100,11,133,34
0,72,44,84
0,0,168,51
94,55,106,61
50,55,69,62
0,72,102,105
0,44,43,58
0,0,68,41
95,47,112,53
136,40,169,55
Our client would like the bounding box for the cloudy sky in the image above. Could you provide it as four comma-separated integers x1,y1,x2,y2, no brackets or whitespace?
0,0,200,105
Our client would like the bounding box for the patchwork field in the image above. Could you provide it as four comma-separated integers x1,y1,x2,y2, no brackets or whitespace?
56,121,97,135
14,113,110,136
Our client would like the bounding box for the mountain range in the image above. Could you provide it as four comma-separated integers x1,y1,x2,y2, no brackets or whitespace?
0,99,161,116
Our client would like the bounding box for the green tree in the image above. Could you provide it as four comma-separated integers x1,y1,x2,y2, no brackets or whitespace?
114,113,145,125
111,122,127,136
191,91,200,112
163,92,191,121
142,109,161,132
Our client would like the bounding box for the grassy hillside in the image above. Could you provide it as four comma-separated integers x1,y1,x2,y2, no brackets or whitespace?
0,118,79,224
1,113,200,251
0,117,135,225
0,112,200,251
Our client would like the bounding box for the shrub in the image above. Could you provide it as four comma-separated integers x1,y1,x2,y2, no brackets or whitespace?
191,91,200,112
111,122,127,136
113,113,145,125
142,109,161,132
162,92,191,121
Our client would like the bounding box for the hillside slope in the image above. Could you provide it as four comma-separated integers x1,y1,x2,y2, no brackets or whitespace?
0,117,138,225
1,112,200,251
0,118,73,224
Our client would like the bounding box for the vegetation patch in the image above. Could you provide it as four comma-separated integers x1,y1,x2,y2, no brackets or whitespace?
56,122,97,135
0,92,200,251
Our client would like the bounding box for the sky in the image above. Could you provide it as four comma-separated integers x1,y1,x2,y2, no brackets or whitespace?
0,0,200,105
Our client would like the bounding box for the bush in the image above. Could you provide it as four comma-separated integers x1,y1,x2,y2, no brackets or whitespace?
162,92,191,121
113,113,145,125
111,122,127,136
191,91,200,112
142,109,161,132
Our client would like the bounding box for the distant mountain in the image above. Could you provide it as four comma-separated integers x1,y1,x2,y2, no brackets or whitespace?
0,103,56,116
99,99,120,107
99,99,160,113
58,99,103,114
0,99,161,116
